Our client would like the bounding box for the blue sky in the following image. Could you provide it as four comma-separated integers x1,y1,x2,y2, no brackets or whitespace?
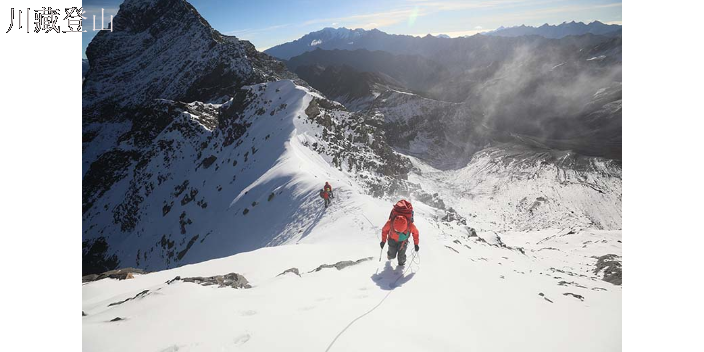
83,0,622,58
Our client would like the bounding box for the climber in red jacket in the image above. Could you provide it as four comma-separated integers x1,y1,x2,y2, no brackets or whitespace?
380,200,419,266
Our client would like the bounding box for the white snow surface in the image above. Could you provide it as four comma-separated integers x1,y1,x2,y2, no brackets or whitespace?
83,81,621,350
83,188,621,351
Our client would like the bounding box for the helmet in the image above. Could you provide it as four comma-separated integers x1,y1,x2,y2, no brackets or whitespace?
393,216,408,233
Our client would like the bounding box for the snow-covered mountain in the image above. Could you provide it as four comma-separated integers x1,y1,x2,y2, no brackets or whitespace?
82,0,410,275
485,21,622,38
264,27,372,60
83,2,621,349
265,25,621,62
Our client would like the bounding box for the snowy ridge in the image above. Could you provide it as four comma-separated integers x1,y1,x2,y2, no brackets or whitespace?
83,79,407,272
83,186,621,351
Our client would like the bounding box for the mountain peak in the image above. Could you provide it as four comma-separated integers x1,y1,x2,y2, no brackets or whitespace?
84,0,289,109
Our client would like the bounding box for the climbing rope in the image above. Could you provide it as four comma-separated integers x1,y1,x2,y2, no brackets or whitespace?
361,213,376,228
325,250,419,352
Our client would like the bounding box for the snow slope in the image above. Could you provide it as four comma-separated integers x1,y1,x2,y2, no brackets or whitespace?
84,79,377,271
83,183,621,351
407,144,622,231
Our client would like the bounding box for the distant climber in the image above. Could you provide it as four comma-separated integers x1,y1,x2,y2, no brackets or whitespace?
324,182,334,199
380,200,419,266
319,188,331,208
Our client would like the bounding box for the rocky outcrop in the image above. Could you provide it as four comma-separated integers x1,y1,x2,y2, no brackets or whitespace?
309,257,373,273
83,268,147,283
277,268,301,277
169,273,252,289
108,289,151,307
594,254,622,285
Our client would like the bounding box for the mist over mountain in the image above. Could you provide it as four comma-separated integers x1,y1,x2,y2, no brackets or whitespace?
281,31,621,162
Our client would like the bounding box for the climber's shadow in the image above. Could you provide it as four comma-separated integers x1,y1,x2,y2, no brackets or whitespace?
371,261,416,291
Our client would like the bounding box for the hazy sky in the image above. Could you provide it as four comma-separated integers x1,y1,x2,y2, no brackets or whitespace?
82,0,622,58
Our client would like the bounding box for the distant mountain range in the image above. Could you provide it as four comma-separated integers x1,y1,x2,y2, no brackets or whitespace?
486,21,621,38
264,22,621,60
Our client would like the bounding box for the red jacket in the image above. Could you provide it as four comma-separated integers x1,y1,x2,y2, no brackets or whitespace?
381,220,419,245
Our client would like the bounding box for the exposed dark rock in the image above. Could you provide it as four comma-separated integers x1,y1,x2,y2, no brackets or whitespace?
309,257,373,273
563,293,585,301
277,268,301,277
557,280,588,289
594,254,622,285
101,268,146,280
83,311,87,316
166,276,181,284
201,155,217,169
442,208,466,225
445,246,459,253
162,202,173,216
108,290,151,307
538,292,553,303
110,317,124,322
181,273,251,289
82,274,99,283
83,267,146,282
177,235,199,261
82,237,119,276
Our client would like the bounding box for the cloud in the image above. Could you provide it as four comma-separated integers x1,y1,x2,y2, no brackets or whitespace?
474,25,483,29
301,8,421,29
